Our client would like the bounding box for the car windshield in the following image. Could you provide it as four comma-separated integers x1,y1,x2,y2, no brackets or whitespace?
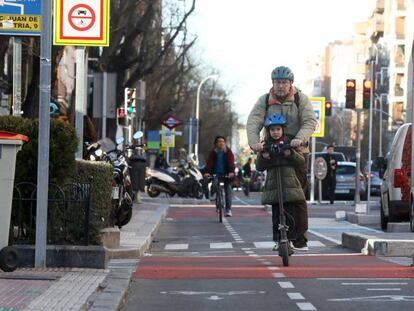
336,165,355,175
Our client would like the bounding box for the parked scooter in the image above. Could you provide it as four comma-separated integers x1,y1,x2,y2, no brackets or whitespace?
146,153,204,199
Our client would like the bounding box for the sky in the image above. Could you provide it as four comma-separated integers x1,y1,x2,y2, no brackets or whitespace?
188,0,377,122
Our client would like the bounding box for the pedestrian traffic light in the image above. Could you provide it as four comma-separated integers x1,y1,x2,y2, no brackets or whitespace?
125,88,136,115
325,101,332,116
363,79,371,109
345,79,356,109
117,107,126,126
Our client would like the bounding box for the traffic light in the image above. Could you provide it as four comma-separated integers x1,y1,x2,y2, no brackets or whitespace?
345,79,356,109
325,101,332,116
117,107,126,126
363,79,371,109
125,87,136,115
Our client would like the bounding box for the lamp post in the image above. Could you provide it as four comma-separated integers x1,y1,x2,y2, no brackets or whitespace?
193,74,219,161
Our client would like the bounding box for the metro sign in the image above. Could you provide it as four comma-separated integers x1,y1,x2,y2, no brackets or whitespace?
161,115,182,130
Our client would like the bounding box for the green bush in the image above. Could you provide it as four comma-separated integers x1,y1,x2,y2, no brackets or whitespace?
74,160,113,244
0,116,78,183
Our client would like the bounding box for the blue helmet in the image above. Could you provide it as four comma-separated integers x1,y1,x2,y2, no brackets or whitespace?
264,113,287,127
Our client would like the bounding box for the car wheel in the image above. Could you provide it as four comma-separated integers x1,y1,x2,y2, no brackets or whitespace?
380,198,388,231
410,196,414,233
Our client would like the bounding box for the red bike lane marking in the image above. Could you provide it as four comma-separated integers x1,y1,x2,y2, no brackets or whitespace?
135,255,414,280
135,256,274,280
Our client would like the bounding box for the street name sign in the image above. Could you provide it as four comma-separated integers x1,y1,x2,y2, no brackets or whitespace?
0,0,41,36
310,97,325,137
53,0,110,46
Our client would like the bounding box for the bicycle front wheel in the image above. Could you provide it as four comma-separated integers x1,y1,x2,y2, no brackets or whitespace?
216,187,224,223
279,242,290,266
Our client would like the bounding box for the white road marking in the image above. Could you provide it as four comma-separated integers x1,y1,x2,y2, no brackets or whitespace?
262,261,273,266
164,243,189,250
366,288,402,291
268,267,280,271
248,254,259,257
287,292,305,300
297,302,317,310
341,282,408,286
209,242,233,249
272,273,285,278
307,241,326,247
241,248,251,251
328,295,414,302
254,241,276,249
244,251,254,254
278,281,295,289
307,229,341,245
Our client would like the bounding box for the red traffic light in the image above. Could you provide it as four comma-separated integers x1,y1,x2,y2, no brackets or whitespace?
118,107,126,118
325,101,332,116
363,79,371,109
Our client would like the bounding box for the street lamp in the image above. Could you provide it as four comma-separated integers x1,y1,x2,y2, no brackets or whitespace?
193,74,219,161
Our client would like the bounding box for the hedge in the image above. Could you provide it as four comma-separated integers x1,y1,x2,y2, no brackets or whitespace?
74,160,113,244
0,116,78,183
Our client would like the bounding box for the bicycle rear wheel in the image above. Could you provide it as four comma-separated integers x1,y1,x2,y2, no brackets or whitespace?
279,241,289,266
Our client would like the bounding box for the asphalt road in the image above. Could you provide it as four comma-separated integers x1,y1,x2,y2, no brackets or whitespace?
122,193,413,311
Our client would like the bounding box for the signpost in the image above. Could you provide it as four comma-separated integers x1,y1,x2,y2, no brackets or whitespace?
53,0,110,158
309,97,326,203
314,157,327,203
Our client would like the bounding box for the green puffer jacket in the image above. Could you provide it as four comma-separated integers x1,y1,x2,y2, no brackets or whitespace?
246,87,317,154
256,148,306,205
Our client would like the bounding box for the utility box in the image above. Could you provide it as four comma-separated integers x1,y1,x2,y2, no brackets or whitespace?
0,131,29,272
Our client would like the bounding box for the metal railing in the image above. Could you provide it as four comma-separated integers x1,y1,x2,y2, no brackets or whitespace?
11,181,92,246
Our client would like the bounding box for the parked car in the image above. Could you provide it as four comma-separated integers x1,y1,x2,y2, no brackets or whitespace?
334,161,366,200
379,123,411,230
363,161,383,196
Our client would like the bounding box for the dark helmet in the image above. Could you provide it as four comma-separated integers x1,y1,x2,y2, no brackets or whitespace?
271,66,294,82
264,113,287,128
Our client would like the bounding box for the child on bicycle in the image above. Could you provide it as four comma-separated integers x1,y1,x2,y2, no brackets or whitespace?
255,113,307,251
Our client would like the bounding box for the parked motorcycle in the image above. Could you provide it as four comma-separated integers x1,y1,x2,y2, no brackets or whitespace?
146,154,204,199
83,131,143,228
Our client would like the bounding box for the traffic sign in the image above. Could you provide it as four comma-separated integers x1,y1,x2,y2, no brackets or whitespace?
310,97,325,137
161,126,175,148
161,114,182,130
314,157,327,180
0,0,41,36
53,0,110,46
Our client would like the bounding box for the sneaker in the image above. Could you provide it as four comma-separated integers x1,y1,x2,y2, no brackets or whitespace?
291,240,308,251
272,242,279,251
225,210,232,217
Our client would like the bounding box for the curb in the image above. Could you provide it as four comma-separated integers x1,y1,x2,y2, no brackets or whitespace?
86,203,169,311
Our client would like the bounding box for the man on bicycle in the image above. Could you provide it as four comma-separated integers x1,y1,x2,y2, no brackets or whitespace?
246,66,316,250
204,136,235,217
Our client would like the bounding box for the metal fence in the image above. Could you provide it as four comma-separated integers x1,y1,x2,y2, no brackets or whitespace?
11,181,91,245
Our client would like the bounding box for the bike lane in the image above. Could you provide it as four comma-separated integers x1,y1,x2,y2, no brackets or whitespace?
122,202,414,311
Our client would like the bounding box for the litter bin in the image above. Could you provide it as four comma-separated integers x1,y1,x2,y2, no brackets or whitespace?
0,131,29,272
129,155,147,192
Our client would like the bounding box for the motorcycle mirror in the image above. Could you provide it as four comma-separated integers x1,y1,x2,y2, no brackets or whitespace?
95,149,103,157
116,137,125,145
133,131,143,140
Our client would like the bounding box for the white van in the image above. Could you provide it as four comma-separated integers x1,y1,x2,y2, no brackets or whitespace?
380,123,411,230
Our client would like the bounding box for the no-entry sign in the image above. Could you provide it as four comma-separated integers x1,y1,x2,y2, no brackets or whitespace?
53,0,110,46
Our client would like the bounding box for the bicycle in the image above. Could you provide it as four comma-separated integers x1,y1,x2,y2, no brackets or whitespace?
209,175,228,223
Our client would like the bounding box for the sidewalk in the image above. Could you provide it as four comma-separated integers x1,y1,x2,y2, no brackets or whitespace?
0,193,170,311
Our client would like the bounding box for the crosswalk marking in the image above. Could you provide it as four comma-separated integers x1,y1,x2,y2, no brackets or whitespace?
254,241,275,249
164,244,189,250
162,240,326,251
210,242,233,249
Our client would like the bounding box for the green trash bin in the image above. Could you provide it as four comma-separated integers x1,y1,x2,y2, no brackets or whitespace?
0,131,29,272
